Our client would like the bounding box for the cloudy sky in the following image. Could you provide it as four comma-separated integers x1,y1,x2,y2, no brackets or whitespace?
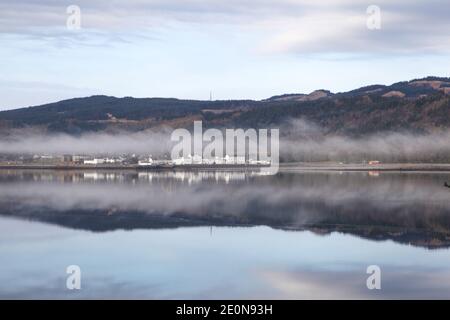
0,0,449,110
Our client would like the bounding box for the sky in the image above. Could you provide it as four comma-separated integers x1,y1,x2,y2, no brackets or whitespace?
0,0,449,110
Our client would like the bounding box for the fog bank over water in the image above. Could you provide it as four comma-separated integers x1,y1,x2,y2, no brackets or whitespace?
1,119,450,162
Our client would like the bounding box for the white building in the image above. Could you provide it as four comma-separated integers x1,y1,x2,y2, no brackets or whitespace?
214,156,224,165
84,158,120,165
202,157,215,165
235,156,246,164
173,156,192,165
170,154,267,166
224,155,245,165
138,157,154,166
249,159,271,165
84,158,105,165
192,154,202,164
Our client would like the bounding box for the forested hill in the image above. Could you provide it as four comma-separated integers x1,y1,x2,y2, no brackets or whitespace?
1,76,449,135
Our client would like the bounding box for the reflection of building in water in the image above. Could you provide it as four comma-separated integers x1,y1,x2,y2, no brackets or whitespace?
137,171,248,184
368,171,380,177
83,172,125,181
9,169,269,185
14,169,268,185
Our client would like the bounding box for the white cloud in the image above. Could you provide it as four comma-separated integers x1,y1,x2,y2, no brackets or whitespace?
0,0,449,55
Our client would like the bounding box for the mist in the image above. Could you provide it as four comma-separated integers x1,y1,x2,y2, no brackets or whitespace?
0,128,174,156
2,119,450,162
280,119,450,163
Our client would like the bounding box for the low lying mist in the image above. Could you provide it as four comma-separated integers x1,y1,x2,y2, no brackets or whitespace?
280,119,450,162
1,119,450,162
0,128,174,157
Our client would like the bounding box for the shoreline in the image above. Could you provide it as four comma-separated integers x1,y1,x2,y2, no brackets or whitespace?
280,162,450,172
1,162,450,172
0,164,268,171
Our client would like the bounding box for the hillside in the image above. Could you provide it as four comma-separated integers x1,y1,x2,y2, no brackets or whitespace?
1,77,450,135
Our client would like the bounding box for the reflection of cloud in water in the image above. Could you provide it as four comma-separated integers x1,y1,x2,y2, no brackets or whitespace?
0,276,163,300
260,270,371,299
260,268,450,299
2,220,450,299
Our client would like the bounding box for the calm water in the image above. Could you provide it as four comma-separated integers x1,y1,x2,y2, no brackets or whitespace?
1,169,450,299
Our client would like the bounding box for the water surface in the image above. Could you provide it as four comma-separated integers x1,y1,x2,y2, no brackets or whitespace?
1,169,450,299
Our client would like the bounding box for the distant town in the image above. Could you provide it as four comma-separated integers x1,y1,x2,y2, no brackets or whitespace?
0,153,272,168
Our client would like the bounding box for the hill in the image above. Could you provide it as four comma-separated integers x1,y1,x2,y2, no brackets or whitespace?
0,77,449,135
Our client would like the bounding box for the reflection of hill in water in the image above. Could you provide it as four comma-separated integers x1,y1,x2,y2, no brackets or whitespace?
2,170,450,249
3,207,450,250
